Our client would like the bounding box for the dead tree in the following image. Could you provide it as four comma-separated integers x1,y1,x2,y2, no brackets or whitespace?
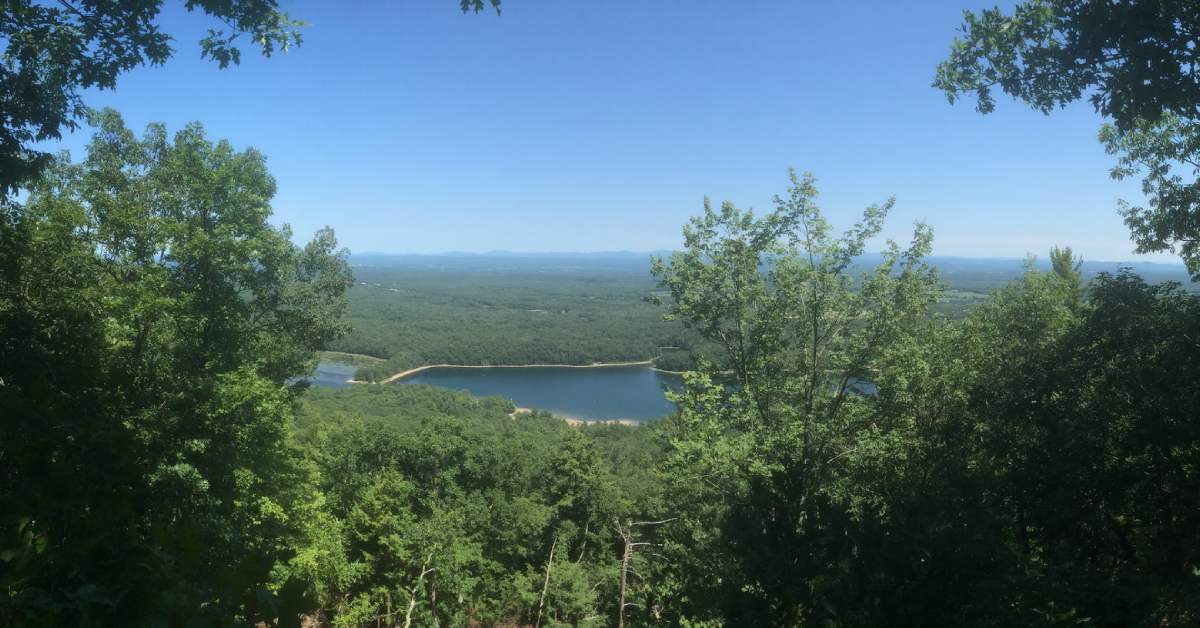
614,517,676,628
534,536,557,628
403,553,436,628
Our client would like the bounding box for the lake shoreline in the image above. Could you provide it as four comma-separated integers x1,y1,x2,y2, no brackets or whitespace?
650,367,687,375
357,359,659,385
318,350,386,367
510,406,640,427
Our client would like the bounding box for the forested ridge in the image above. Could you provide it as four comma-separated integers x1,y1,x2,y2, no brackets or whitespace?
2,0,1200,626
330,266,709,380
330,259,1192,382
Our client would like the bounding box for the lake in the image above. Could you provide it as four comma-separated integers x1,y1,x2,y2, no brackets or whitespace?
312,361,679,422
402,365,680,422
309,361,357,388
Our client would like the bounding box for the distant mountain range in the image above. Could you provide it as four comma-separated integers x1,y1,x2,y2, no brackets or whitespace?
347,251,1195,291
351,250,672,260
351,249,1186,265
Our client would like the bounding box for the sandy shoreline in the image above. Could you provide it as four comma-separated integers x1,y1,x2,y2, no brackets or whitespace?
651,367,687,375
562,417,641,427
509,406,640,427
373,359,656,384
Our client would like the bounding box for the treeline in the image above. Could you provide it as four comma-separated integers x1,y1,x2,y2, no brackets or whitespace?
334,263,1012,382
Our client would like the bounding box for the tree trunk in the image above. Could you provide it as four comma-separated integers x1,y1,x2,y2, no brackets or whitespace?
617,520,632,628
404,554,434,628
534,536,557,628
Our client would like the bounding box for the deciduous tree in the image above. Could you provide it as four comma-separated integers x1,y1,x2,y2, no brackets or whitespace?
936,0,1200,276
0,109,351,624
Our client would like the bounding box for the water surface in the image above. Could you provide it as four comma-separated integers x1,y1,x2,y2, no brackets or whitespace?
310,362,357,388
400,365,679,422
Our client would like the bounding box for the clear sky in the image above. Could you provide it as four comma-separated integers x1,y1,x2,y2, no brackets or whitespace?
56,0,1178,262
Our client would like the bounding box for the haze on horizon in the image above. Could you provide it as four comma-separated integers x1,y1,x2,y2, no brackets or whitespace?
347,249,1189,267
56,0,1175,263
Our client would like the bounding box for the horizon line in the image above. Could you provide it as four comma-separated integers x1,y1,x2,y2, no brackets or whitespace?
347,250,1189,267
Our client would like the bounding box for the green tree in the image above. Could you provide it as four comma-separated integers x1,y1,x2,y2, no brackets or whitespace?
863,254,1200,625
283,384,638,626
651,170,940,624
940,259,1085,621
1026,271,1200,624
1050,244,1084,298
1098,115,1200,276
0,109,352,625
941,264,1199,624
934,0,1200,129
936,0,1200,277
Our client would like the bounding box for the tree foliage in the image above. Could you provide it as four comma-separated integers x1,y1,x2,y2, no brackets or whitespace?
0,110,351,624
279,384,667,627
645,172,1200,625
934,0,1200,130
650,171,942,623
1100,114,1200,275
936,0,1200,277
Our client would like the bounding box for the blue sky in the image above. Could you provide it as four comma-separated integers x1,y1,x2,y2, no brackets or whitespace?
56,0,1176,262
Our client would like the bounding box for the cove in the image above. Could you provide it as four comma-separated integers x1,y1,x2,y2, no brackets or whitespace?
398,365,680,423
309,361,357,388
